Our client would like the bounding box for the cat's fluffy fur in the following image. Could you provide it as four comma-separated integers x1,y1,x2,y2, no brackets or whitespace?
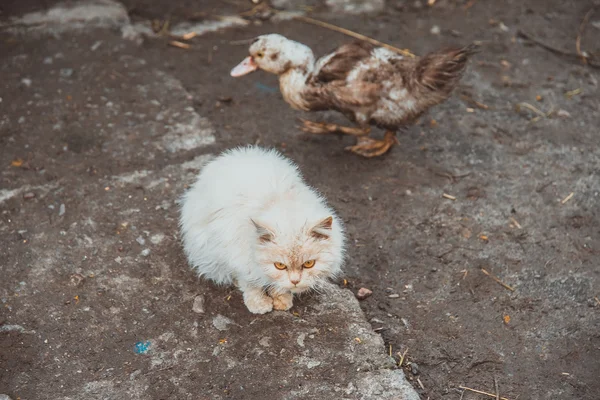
180,146,345,314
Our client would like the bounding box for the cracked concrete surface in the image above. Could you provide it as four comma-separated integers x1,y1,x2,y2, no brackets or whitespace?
0,1,419,399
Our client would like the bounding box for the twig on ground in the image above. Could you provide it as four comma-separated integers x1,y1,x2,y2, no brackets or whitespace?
417,377,425,390
237,3,415,57
481,268,515,292
397,348,409,367
561,192,574,204
443,193,457,201
294,15,415,58
458,385,511,400
516,30,600,69
169,40,191,49
494,377,500,400
576,8,595,65
509,217,522,229
460,94,489,110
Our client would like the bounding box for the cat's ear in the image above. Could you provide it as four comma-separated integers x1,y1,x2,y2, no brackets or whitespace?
251,219,274,243
310,216,333,240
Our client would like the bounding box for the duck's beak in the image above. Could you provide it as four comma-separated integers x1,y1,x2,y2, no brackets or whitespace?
231,56,258,77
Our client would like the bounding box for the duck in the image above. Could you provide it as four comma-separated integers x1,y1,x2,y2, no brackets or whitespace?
231,34,478,158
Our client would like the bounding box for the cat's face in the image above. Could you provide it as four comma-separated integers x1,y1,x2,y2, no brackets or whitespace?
252,216,342,293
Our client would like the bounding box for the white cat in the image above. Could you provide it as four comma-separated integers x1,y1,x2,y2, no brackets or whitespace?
179,146,345,314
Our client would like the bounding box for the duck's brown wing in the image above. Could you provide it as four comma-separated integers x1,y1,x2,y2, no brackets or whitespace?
312,41,374,83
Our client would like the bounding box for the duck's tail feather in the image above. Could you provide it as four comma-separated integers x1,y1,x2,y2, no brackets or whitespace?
414,43,480,93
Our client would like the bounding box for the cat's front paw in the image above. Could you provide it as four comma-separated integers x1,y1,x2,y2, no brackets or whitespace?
243,293,274,314
272,292,293,311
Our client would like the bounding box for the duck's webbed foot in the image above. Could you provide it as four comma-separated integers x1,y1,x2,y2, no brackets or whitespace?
299,118,370,136
345,131,398,158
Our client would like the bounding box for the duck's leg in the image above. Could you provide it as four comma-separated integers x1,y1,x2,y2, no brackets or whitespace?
299,118,370,136
345,131,398,158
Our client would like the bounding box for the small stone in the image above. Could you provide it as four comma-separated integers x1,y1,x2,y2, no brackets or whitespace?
356,287,373,300
136,236,146,245
388,294,400,298
430,25,441,35
410,362,419,375
212,314,234,331
385,287,393,293
140,249,151,257
0,394,14,400
23,192,36,200
69,273,85,287
192,295,205,314
60,68,74,78
58,203,66,216
18,116,26,124
21,78,32,87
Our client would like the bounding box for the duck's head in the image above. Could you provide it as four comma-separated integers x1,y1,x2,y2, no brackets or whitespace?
231,34,314,77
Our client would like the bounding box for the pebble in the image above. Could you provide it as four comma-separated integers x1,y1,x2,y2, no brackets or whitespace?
557,109,571,118
58,203,66,216
21,78,32,87
60,68,74,78
212,314,234,331
69,273,85,286
388,294,400,298
430,25,441,35
356,287,373,300
0,395,14,400
23,192,36,200
410,362,419,375
140,249,151,257
192,295,205,314
136,236,146,245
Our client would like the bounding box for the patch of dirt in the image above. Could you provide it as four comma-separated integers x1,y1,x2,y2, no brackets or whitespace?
1,0,599,399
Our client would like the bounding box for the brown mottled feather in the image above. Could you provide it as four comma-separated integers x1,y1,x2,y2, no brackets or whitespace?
312,41,374,83
411,44,480,93
302,42,478,129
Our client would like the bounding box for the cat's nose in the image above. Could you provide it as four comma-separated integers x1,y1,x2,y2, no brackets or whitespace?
290,278,300,285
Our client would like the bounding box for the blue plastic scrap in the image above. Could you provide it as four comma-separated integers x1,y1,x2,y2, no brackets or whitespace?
134,341,151,354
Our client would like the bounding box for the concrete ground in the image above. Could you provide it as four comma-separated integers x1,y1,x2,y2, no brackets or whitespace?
1,0,599,399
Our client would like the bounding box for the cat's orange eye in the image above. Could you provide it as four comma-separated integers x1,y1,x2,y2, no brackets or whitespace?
274,262,287,270
303,260,315,269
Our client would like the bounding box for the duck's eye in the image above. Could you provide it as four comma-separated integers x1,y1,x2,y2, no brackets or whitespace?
303,260,315,269
274,262,287,270
256,51,264,58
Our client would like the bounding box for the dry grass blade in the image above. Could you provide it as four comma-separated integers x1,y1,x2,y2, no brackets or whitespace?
576,8,595,65
397,348,408,367
561,192,574,204
417,377,425,390
442,193,457,200
516,30,600,69
481,268,515,292
509,217,522,229
293,15,415,58
516,102,546,117
181,31,198,40
494,377,500,400
459,386,511,400
169,40,191,49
